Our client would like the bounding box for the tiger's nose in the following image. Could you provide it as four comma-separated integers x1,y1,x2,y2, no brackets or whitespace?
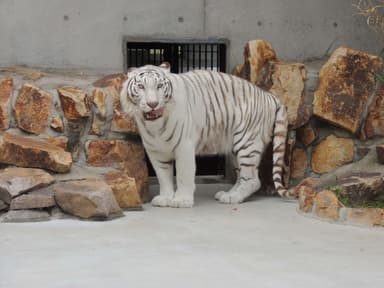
147,101,159,109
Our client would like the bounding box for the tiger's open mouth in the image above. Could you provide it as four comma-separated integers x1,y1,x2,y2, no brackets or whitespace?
143,107,164,121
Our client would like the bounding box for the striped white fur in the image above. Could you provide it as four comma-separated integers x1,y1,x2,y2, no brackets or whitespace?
120,63,294,208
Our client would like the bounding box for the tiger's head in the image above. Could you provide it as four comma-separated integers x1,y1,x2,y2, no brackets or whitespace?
120,62,173,121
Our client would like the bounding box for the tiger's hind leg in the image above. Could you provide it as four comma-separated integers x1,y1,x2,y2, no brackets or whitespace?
215,142,263,204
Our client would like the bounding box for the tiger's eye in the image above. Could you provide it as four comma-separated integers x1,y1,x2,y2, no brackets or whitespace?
157,83,163,89
137,84,145,89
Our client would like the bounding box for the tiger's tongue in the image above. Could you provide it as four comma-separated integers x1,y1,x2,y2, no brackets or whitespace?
144,107,164,120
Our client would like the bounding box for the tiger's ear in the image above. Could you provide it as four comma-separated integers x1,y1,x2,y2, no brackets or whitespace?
159,62,171,73
127,66,137,78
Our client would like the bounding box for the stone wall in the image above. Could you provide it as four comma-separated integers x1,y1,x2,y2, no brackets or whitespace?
0,67,147,221
235,40,384,188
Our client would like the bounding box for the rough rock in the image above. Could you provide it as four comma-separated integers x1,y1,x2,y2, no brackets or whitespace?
50,116,64,133
338,172,384,207
313,47,384,134
376,144,384,164
44,136,68,150
0,132,72,173
1,210,50,223
291,148,308,179
314,190,341,221
0,199,8,211
86,139,148,199
90,88,107,135
93,73,127,92
14,83,51,135
291,178,321,213
86,139,145,168
242,39,277,84
0,78,13,130
362,84,384,139
0,167,55,204
297,122,317,146
104,171,142,209
345,208,384,226
54,179,122,220
10,186,55,210
109,86,138,134
57,86,90,120
258,61,309,128
312,135,354,174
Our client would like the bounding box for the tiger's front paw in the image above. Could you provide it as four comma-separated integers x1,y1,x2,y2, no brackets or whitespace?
169,195,194,208
151,195,173,207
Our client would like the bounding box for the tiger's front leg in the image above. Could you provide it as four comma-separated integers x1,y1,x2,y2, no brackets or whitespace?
171,141,196,208
147,151,175,207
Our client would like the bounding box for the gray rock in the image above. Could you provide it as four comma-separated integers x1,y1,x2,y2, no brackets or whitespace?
10,189,56,210
0,199,8,211
1,210,50,223
0,168,55,204
54,179,123,220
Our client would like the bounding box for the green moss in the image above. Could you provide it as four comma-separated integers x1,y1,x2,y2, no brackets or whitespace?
329,185,384,208
376,73,384,83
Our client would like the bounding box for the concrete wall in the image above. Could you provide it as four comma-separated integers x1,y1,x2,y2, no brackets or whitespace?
0,0,381,72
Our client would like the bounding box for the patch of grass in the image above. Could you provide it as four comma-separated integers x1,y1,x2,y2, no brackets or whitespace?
329,185,352,207
376,73,384,83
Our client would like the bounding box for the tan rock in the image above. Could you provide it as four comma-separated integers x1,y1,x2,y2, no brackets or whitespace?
0,78,13,130
90,89,106,135
93,73,127,92
290,178,321,212
346,208,384,226
377,144,384,164
0,132,72,173
313,47,384,134
86,139,148,200
50,116,64,133
14,83,51,135
86,139,145,168
10,192,55,210
297,122,317,146
242,39,277,84
109,86,138,134
54,179,122,219
291,148,308,179
57,86,90,120
312,135,354,174
44,136,68,150
363,85,384,139
258,61,309,128
29,72,42,79
314,190,341,221
0,167,55,204
1,210,50,223
104,171,142,209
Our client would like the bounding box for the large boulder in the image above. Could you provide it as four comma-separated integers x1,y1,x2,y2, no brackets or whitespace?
313,47,384,134
0,132,72,173
314,190,341,221
337,172,384,207
311,135,354,174
54,179,123,220
258,61,309,129
0,78,13,130
1,210,50,223
57,86,90,120
10,186,56,210
0,167,55,204
14,83,51,135
104,171,142,209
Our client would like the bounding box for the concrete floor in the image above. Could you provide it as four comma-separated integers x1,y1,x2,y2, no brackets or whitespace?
1,184,384,288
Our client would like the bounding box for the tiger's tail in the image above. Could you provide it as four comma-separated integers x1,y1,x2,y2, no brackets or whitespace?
272,103,296,199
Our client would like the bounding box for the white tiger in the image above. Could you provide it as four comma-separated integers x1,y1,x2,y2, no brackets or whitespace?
120,62,294,208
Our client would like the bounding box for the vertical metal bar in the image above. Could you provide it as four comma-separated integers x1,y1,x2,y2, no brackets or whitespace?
205,44,208,69
141,48,144,66
128,49,132,68
192,44,195,70
147,47,150,65
180,45,183,73
220,44,226,72
216,45,220,72
198,43,201,69
135,48,138,67
186,44,189,71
